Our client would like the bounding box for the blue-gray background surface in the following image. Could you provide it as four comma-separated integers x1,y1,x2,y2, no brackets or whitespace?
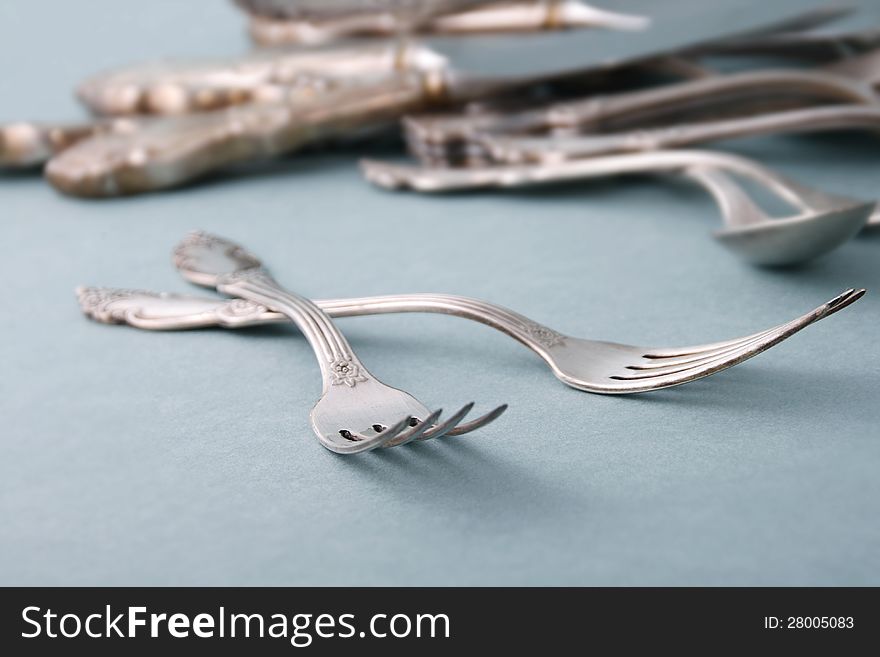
1,1,878,586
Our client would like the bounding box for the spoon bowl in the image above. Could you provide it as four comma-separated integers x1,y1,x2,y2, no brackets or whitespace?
714,202,876,266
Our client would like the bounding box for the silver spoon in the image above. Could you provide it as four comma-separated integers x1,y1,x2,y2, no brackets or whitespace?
361,149,874,266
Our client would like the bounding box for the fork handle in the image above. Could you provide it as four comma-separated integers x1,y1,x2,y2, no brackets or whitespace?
79,288,567,360
521,104,880,159
319,293,567,355
217,270,375,391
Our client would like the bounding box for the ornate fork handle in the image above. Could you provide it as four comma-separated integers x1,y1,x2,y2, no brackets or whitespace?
217,270,372,390
78,287,567,357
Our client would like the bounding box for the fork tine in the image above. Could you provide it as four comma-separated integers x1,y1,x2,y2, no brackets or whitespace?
642,289,864,359
618,336,778,380
820,288,865,317
372,414,420,449
609,290,865,390
327,415,413,455
645,288,861,372
634,327,780,369
611,328,799,386
629,318,809,372
444,404,508,437
417,402,474,442
384,409,443,448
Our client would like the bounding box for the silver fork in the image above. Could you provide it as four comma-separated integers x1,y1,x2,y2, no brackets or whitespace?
170,231,506,454
360,149,875,265
76,286,866,395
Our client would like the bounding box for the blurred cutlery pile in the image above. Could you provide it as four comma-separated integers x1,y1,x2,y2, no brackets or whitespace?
238,0,650,44
1,0,877,266
56,1,875,454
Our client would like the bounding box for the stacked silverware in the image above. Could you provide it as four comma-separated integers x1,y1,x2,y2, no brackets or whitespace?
3,1,876,225
23,0,867,453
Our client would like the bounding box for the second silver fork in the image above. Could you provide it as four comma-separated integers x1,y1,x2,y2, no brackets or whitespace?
77,285,865,396
170,231,506,454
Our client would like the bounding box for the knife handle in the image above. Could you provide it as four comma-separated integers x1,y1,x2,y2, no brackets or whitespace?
47,71,438,197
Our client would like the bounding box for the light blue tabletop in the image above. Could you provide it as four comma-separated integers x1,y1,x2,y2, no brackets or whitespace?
1,0,878,586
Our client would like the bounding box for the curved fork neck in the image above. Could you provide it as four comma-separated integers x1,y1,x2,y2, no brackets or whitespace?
318,293,567,361
218,270,372,390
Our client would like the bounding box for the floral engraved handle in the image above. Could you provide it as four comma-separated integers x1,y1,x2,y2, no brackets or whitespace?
171,231,373,389
217,268,373,389
75,286,280,329
79,286,568,371
521,320,566,349
328,358,368,387
76,287,164,324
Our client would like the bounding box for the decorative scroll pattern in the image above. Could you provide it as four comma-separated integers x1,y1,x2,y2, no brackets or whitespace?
523,321,566,349
76,287,156,324
329,358,369,387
